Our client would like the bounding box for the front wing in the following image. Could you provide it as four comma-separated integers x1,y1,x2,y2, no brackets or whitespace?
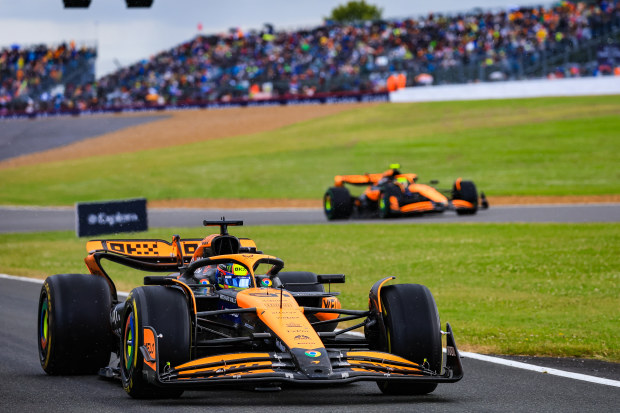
140,324,463,388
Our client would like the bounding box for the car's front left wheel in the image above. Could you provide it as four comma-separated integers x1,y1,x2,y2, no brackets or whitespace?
378,183,401,218
120,286,190,399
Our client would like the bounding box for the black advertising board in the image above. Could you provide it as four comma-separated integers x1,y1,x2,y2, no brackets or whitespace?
76,198,147,237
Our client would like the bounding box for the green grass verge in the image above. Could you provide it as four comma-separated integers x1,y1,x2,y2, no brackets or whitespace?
0,96,619,206
2,222,618,362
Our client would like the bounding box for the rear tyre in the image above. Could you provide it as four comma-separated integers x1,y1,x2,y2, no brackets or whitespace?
120,286,190,399
277,272,338,332
38,274,114,375
324,187,353,220
277,271,324,293
453,180,478,215
376,284,442,395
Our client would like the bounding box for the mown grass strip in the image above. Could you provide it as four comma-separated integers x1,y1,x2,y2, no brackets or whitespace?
0,96,618,205
2,222,617,361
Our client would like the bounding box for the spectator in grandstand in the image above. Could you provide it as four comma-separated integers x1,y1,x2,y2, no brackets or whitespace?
1,0,618,113
0,41,96,112
86,0,618,108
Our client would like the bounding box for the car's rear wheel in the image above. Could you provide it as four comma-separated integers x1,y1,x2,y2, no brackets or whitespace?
277,271,338,332
277,271,324,293
376,284,442,395
453,180,478,215
120,286,190,399
324,187,353,220
38,274,114,375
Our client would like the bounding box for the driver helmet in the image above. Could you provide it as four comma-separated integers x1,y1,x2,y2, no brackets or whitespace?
216,263,251,290
396,176,410,190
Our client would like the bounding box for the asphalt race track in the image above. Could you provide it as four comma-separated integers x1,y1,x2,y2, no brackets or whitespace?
0,114,168,161
1,203,619,233
1,113,619,233
1,276,619,413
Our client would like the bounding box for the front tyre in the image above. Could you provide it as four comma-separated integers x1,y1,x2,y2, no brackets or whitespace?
376,284,442,395
121,286,190,399
378,183,401,219
38,274,114,375
453,180,478,215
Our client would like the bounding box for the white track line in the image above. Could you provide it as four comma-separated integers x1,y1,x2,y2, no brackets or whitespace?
0,273,46,284
460,351,620,388
0,274,130,296
3,273,618,387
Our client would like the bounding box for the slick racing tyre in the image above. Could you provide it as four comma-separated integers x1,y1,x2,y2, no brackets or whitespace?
277,271,324,293
378,183,401,219
324,186,353,220
121,286,190,399
38,274,114,375
453,180,478,215
277,271,338,333
376,284,442,395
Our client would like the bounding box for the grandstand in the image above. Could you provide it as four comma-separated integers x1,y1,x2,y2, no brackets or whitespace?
0,41,97,113
1,0,618,115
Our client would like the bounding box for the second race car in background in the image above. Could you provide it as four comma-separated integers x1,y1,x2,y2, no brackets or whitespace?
324,164,489,220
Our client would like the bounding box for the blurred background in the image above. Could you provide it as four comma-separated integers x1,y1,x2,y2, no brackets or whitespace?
1,0,618,113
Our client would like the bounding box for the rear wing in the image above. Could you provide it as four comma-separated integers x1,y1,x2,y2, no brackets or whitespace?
86,237,258,262
84,236,258,302
86,238,202,262
334,173,418,187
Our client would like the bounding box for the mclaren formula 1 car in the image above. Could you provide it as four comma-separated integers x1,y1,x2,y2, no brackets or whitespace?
324,164,488,220
38,219,463,398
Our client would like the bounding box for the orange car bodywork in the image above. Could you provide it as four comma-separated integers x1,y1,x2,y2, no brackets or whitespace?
84,233,348,376
343,173,451,214
82,224,463,388
330,168,481,217
335,172,419,188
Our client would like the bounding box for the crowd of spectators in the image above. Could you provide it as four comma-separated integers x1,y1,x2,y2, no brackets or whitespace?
0,41,96,112
1,1,619,113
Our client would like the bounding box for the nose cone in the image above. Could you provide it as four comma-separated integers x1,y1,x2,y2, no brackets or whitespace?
433,200,448,211
291,348,332,379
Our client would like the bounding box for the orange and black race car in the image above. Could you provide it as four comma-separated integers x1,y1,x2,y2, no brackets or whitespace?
38,219,463,398
324,164,489,220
